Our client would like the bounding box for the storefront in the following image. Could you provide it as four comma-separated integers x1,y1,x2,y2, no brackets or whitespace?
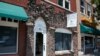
0,2,28,56
80,23,100,55
81,34,95,54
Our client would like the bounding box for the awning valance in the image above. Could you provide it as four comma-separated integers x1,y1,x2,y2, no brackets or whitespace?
0,2,28,21
80,23,100,35
80,23,93,34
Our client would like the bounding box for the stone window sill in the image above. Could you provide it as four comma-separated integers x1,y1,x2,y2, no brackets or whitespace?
55,50,73,55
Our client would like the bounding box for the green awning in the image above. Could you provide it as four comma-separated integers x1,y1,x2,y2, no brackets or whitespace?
80,23,93,34
0,2,28,21
93,28,100,35
80,23,100,35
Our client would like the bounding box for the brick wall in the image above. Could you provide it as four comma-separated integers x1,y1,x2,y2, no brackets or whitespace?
1,0,28,8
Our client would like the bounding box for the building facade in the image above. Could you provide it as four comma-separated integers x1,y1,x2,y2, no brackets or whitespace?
0,0,99,56
0,0,28,56
26,0,100,56
79,0,100,55
26,0,79,56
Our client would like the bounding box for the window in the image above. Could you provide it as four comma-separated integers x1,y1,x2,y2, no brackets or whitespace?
80,0,85,14
0,26,17,54
58,0,63,6
55,32,71,51
97,38,100,48
0,17,18,54
87,4,92,16
58,0,70,10
85,36,93,48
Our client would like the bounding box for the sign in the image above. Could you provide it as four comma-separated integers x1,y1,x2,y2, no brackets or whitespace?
67,13,77,27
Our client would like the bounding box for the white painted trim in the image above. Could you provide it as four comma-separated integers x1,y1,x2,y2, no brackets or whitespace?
44,0,72,12
0,21,18,28
34,17,47,56
71,37,74,51
63,0,65,8
78,51,84,56
55,28,72,34
55,28,73,55
97,36,100,38
34,32,36,56
55,50,71,55
0,21,18,54
81,33,95,37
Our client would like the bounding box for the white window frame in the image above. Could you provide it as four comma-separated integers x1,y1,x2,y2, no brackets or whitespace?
87,4,92,17
58,0,70,10
44,0,71,11
80,0,85,14
55,28,73,55
34,17,47,56
0,17,19,54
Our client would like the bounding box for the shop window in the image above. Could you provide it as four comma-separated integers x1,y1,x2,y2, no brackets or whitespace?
96,38,100,48
0,26,18,54
55,32,72,51
0,18,18,54
1,17,6,21
80,0,85,14
85,36,93,48
58,0,70,10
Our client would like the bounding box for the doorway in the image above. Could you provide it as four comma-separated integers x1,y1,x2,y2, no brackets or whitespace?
81,35,94,54
36,32,43,56
34,17,47,56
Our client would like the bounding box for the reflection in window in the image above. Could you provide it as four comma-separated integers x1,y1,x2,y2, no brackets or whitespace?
80,0,84,6
55,32,71,51
85,36,93,48
0,26,17,53
58,0,70,10
87,4,91,16
80,0,85,13
58,0,63,6
65,1,69,9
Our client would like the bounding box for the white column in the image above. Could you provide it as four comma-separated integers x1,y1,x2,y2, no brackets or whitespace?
76,0,82,56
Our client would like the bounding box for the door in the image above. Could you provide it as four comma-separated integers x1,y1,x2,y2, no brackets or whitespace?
35,32,43,56
84,36,94,54
34,18,47,56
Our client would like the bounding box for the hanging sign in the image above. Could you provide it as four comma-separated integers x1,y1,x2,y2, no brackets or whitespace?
67,13,77,27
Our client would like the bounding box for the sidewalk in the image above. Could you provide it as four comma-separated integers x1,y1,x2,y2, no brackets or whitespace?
81,52,100,56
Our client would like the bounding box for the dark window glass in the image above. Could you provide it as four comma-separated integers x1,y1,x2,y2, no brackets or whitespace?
87,11,91,16
55,32,63,51
0,26,17,53
85,36,93,48
55,32,71,51
1,17,6,21
8,18,12,22
87,4,91,16
14,20,18,22
80,0,85,13
65,1,69,9
63,33,71,50
58,0,63,6
81,7,84,13
81,37,84,51
80,0,84,6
